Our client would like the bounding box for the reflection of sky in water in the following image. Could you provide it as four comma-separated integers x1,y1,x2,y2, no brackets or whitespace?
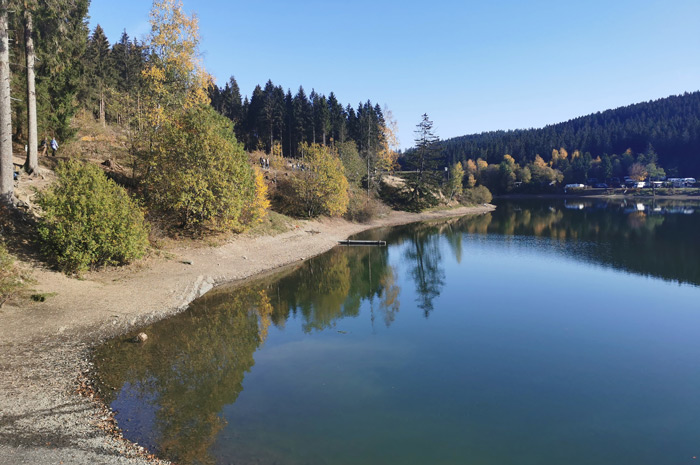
111,380,160,451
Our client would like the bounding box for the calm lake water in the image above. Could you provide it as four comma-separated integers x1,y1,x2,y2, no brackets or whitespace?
95,199,700,465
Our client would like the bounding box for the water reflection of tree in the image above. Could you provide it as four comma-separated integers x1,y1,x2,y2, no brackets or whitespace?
96,244,408,464
403,224,446,317
378,266,401,326
263,245,401,332
457,201,700,286
95,288,272,465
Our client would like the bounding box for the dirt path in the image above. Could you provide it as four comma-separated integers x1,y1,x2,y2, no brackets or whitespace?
0,204,493,465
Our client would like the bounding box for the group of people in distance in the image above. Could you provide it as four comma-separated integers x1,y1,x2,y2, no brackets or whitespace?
259,156,270,169
39,136,59,157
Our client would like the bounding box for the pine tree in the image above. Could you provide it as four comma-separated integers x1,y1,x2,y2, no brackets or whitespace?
0,0,11,204
86,25,112,125
23,4,38,174
293,86,311,156
283,89,293,157
313,93,330,146
35,0,90,140
406,114,441,203
261,80,284,153
328,92,346,144
246,84,264,150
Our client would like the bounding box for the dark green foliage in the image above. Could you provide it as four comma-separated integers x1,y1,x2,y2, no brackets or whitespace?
439,92,700,176
405,114,442,205
208,79,387,161
34,0,90,140
37,160,149,272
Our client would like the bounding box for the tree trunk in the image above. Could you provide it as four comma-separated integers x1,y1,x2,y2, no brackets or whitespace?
0,2,13,205
24,9,38,175
99,88,105,126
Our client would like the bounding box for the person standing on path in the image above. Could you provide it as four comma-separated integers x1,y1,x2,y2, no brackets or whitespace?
50,137,58,156
39,137,47,156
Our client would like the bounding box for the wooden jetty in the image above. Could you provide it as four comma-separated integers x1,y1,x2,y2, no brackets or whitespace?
338,240,387,246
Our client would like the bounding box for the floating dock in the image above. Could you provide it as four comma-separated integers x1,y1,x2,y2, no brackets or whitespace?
338,240,387,246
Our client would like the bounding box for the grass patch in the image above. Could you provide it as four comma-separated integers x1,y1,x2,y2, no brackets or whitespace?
246,211,295,236
0,243,31,307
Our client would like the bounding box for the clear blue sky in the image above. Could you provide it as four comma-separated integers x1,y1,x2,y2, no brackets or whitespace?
88,0,700,149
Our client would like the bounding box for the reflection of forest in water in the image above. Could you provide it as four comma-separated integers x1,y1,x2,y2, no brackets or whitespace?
95,220,461,465
95,200,699,465
474,199,700,286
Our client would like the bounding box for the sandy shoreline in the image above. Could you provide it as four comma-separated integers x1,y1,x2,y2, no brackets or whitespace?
0,204,493,465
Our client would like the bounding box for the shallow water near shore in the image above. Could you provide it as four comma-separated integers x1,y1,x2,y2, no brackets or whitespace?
95,199,700,465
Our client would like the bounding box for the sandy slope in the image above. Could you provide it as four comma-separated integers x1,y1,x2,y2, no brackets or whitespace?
0,204,493,465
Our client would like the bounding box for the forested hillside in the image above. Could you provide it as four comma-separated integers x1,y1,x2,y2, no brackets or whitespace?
439,92,700,176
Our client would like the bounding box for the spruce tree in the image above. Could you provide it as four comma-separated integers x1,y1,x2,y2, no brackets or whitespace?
23,5,38,174
0,0,11,205
86,25,112,125
328,92,346,144
407,113,441,203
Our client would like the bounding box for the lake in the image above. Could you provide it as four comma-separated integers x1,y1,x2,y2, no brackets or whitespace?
95,199,700,465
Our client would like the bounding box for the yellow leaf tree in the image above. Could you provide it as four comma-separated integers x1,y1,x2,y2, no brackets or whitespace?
376,106,400,174
143,0,210,120
447,162,464,200
139,0,267,231
292,143,349,218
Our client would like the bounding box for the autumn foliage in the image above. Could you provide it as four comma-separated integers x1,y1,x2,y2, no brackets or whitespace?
139,0,266,232
291,143,349,218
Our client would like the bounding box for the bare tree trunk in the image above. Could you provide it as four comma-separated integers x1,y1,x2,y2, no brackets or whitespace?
23,9,38,175
0,1,13,204
99,88,105,126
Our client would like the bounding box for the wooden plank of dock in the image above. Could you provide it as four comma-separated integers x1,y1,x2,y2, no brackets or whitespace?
338,240,387,246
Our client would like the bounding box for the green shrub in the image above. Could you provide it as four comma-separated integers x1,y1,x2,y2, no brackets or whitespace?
337,141,364,186
461,185,493,205
38,160,149,272
143,105,260,231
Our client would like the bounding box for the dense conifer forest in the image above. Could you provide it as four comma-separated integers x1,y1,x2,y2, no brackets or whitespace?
79,25,392,160
208,78,388,158
438,92,700,176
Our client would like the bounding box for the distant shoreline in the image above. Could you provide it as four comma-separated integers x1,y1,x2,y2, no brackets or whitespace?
497,192,700,201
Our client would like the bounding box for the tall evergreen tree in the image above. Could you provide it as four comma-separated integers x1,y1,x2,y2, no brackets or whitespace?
328,92,346,145
246,84,264,150
293,86,312,156
313,93,330,146
261,80,284,153
0,0,11,204
35,0,90,140
283,89,293,157
407,114,441,202
23,4,38,174
86,25,112,125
